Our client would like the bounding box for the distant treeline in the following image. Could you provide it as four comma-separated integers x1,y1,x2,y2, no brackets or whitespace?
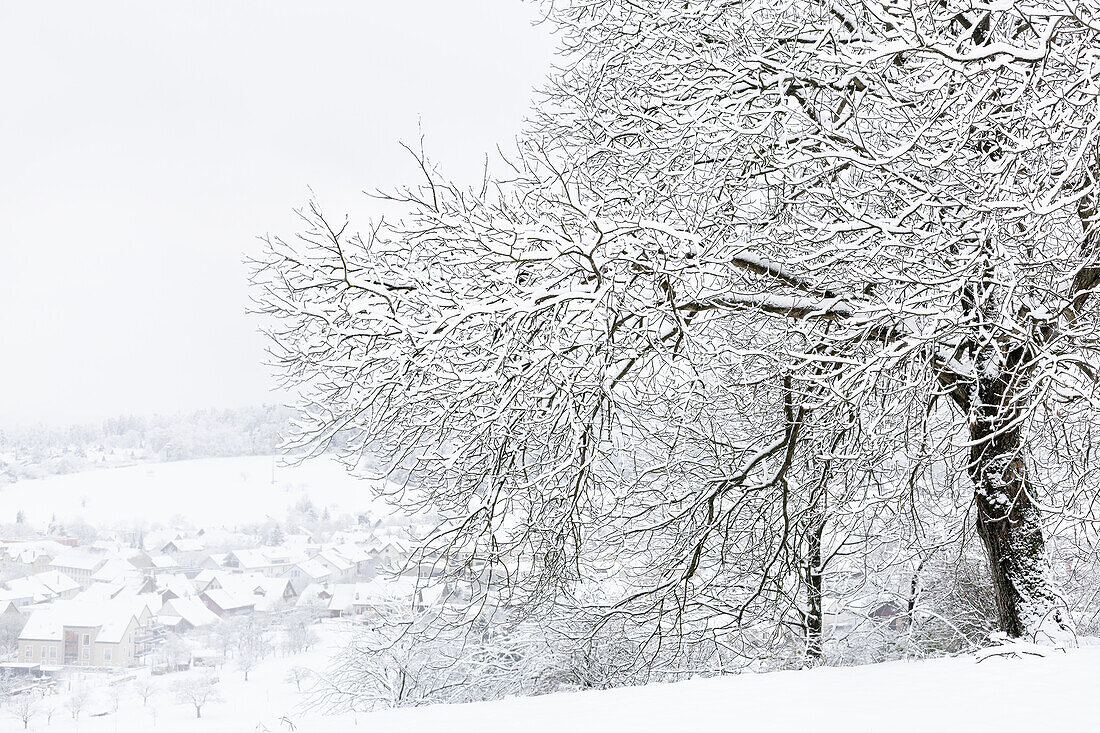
0,405,295,484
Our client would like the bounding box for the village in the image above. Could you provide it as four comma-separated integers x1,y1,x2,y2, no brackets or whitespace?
0,508,437,727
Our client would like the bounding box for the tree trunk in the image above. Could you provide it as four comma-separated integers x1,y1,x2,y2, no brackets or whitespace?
968,360,1072,643
804,511,825,664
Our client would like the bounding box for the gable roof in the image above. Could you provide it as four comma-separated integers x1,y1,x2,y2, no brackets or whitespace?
317,550,354,572
50,547,110,571
149,555,180,569
17,598,142,643
159,596,218,628
91,558,140,583
294,558,332,580
161,538,205,553
202,588,256,613
2,571,81,602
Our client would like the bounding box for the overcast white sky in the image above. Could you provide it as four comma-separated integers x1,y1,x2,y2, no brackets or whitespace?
0,1,555,428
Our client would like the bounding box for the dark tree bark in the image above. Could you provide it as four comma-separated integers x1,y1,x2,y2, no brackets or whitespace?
804,511,825,663
968,346,1070,641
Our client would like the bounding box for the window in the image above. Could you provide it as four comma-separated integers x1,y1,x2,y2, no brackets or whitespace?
104,648,112,661
41,645,46,659
49,647,56,658
82,648,89,660
25,647,31,660
82,634,90,645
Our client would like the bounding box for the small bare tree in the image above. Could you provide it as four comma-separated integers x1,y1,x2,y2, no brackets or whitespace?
174,675,222,719
6,689,40,729
68,688,87,720
287,666,312,693
133,676,157,707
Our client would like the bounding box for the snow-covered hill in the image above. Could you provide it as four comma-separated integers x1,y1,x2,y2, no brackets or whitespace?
30,641,1100,733
341,646,1099,733
0,455,395,527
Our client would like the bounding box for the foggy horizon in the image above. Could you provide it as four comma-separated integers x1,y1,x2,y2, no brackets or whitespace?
1,1,554,427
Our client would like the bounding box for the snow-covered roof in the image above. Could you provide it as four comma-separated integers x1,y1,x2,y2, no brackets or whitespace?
0,540,66,564
227,549,272,569
149,554,179,569
159,596,218,628
331,543,371,563
202,588,256,612
327,584,358,612
2,571,81,602
17,598,141,643
295,583,332,608
295,558,332,580
50,547,110,571
90,558,140,583
318,549,354,572
162,538,205,553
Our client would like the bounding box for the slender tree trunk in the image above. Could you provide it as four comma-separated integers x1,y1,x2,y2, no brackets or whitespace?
968,355,1071,642
804,511,825,663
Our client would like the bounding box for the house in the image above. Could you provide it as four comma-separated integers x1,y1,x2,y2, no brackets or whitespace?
158,597,218,632
49,547,114,589
320,582,384,617
283,558,331,594
294,583,332,612
16,599,145,668
868,600,910,632
148,555,180,572
316,550,355,582
199,589,255,618
331,543,373,576
198,572,296,615
200,553,228,571
325,584,359,617
223,548,303,576
0,600,24,627
154,573,194,603
160,538,205,555
0,540,67,574
1,571,81,607
90,558,141,585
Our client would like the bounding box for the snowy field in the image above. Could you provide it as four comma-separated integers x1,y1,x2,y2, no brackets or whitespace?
9,619,355,733
17,642,1100,732
0,455,395,527
339,646,1100,733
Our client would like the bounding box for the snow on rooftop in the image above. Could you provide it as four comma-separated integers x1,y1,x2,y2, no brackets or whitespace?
17,598,144,642
159,596,219,628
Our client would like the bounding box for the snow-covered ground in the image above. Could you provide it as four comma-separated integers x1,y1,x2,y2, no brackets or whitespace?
0,455,394,527
8,619,353,732
16,641,1100,732
347,646,1100,733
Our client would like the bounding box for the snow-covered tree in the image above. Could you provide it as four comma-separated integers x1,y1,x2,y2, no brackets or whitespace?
173,675,222,719
253,0,1100,651
5,689,40,730
133,677,158,707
